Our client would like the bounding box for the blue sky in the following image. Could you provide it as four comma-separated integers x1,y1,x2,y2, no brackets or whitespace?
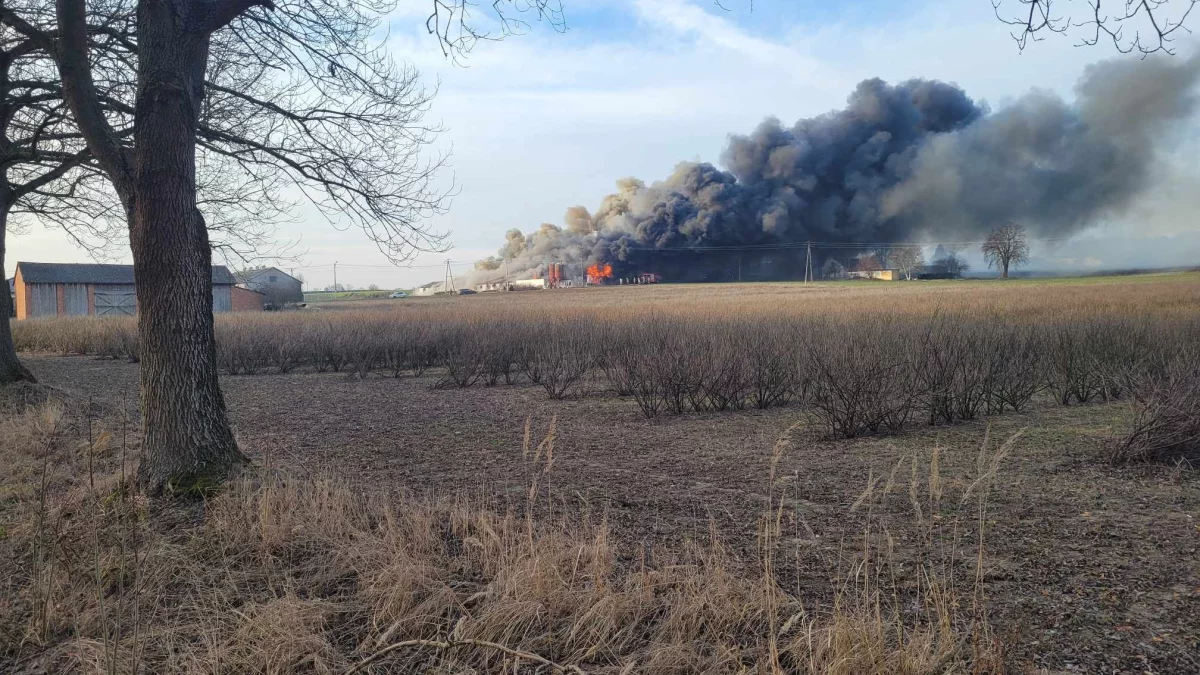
9,0,1199,288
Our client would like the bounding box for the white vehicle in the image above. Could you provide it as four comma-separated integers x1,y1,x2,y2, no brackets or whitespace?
388,291,408,299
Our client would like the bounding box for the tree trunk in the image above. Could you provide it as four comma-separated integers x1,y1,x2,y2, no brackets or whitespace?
1002,259,1009,279
132,1,244,493
0,203,37,386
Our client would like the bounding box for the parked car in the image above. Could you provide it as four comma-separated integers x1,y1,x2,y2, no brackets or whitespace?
388,291,407,298
458,288,477,295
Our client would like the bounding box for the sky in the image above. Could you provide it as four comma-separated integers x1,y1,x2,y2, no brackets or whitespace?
8,0,1200,289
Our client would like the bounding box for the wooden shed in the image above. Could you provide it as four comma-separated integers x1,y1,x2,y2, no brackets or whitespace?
13,262,236,319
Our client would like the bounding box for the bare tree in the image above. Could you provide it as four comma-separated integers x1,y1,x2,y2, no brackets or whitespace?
0,15,124,384
982,223,1030,279
993,0,1196,55
820,258,846,280
0,2,303,386
931,250,970,278
889,246,925,280
2,0,467,492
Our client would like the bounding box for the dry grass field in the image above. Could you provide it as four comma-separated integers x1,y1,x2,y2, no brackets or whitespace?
3,273,1199,674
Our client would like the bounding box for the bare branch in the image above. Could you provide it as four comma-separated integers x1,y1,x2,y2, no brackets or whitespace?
993,0,1196,54
426,0,566,60
53,0,134,198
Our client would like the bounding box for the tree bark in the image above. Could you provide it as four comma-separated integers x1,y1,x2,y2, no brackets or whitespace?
130,0,244,493
0,201,37,385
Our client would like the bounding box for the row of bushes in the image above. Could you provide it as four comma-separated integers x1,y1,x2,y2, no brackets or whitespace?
14,313,1197,441
600,316,1186,436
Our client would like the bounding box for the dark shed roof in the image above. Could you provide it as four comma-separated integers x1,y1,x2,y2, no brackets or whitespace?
17,262,235,285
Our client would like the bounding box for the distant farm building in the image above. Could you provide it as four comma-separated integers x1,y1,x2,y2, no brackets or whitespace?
848,268,902,281
231,286,266,312
475,278,508,292
12,262,237,319
235,267,303,306
511,278,548,290
413,280,450,296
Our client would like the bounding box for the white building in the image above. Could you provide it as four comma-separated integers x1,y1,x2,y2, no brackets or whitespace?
511,278,548,290
413,280,450,296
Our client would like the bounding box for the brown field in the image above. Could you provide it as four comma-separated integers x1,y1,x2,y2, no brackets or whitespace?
3,273,1200,674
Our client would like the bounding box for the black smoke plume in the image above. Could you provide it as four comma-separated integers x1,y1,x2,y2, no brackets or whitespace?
479,56,1199,283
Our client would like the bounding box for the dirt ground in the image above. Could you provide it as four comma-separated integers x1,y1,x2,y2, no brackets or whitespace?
24,355,1200,674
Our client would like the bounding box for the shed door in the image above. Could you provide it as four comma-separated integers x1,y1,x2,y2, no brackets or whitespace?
63,284,89,316
29,284,58,318
95,285,136,317
212,286,232,313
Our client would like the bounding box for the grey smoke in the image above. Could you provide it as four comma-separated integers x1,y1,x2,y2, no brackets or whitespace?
478,56,1199,283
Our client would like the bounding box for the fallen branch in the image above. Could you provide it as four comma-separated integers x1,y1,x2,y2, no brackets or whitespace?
344,637,586,675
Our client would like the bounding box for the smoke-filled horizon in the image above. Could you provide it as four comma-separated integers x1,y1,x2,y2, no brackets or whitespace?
473,55,1200,283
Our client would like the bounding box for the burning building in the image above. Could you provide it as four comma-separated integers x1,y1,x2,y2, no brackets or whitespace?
586,263,613,285
476,56,1199,283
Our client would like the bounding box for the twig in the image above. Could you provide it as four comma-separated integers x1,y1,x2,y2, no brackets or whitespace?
343,637,586,675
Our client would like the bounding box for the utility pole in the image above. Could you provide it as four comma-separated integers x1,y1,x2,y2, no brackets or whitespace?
804,243,812,285
333,261,338,291
737,255,742,282
444,259,456,294
504,257,510,291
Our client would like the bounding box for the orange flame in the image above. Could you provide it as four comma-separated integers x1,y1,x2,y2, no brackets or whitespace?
586,263,613,284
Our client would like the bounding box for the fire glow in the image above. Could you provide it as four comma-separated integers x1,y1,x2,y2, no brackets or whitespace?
586,263,613,285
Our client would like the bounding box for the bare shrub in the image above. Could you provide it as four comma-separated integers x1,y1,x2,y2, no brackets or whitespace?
342,318,383,379
806,321,915,438
1111,351,1200,465
531,322,600,399
745,322,794,410
306,319,349,373
268,322,304,374
217,321,273,375
1085,318,1150,402
478,321,521,386
515,339,545,386
611,321,673,418
380,320,419,378
398,323,441,377
435,327,485,389
705,329,751,412
918,319,999,425
1045,322,1106,405
987,325,1043,413
598,326,637,397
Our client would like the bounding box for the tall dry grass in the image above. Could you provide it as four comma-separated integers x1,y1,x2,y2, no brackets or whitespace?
0,397,1010,674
